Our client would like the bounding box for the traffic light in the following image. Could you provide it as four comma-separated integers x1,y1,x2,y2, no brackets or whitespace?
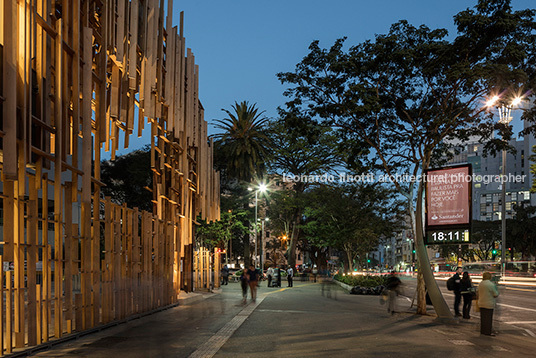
367,259,371,263
412,249,416,254
492,249,497,255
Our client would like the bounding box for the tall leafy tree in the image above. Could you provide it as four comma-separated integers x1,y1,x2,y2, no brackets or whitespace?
278,1,536,316
267,118,343,268
101,145,153,212
196,211,250,261
302,184,404,272
508,204,536,261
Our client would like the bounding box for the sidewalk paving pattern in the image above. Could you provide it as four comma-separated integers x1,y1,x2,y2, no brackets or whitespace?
27,282,536,358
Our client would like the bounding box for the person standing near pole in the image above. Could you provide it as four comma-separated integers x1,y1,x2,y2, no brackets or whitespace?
460,271,474,319
221,265,229,285
478,272,500,336
287,266,294,287
449,267,463,317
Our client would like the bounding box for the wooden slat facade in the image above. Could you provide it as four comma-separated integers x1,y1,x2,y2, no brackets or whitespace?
0,0,220,355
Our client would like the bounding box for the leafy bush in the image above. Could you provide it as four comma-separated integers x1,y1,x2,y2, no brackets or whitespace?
334,274,388,288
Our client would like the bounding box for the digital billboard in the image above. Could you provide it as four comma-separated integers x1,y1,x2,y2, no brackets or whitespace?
425,164,472,245
426,165,471,226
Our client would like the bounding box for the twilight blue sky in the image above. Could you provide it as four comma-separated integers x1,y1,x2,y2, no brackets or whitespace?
111,0,534,157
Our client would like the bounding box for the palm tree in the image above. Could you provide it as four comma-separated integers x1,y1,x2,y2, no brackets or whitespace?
212,101,271,267
212,101,271,182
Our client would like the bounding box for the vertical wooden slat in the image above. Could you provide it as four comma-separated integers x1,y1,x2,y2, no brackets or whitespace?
64,182,73,334
2,0,18,179
42,174,50,343
6,271,13,353
14,146,26,349
36,284,42,345
0,255,4,355
132,208,140,313
91,189,102,326
27,175,39,345
116,0,126,61
81,26,93,331
128,0,139,89
53,14,64,340
103,197,113,323
114,205,122,320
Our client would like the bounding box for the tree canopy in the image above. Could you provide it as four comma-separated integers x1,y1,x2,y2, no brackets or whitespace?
100,145,153,212
277,0,536,316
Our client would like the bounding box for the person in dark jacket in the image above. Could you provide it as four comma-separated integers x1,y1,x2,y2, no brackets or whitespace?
460,271,474,319
221,265,229,285
452,267,463,316
247,265,259,302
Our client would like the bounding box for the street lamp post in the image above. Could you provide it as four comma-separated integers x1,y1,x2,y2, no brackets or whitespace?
249,184,267,268
486,95,522,279
260,218,269,271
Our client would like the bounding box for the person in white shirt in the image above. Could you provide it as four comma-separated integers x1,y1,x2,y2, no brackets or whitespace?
267,266,274,287
287,266,294,287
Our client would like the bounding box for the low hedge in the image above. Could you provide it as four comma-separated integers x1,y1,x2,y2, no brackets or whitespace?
334,274,388,288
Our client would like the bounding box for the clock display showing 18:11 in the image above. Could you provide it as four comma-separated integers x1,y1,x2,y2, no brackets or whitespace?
430,230,467,242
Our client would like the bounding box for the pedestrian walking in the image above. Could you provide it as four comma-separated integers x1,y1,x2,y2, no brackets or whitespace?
460,271,474,319
221,265,229,285
247,265,259,302
276,266,282,287
287,266,294,287
478,272,500,336
267,266,274,288
449,267,463,316
240,268,249,303
385,272,402,314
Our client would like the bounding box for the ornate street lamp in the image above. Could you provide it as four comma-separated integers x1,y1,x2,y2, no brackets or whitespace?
486,94,523,279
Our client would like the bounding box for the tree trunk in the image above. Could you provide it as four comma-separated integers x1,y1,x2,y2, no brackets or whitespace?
407,190,427,314
415,180,454,320
346,249,353,272
287,209,301,268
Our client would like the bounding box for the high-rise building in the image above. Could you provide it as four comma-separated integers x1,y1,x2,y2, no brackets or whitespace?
448,134,534,221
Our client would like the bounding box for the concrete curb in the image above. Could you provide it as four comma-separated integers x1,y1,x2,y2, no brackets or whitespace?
333,279,353,292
